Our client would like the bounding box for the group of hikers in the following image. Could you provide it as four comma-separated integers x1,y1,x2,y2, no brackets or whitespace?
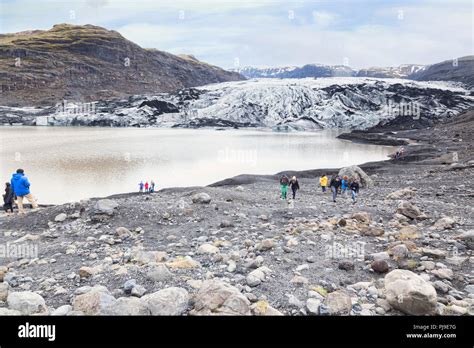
138,180,156,193
3,169,38,215
279,174,360,204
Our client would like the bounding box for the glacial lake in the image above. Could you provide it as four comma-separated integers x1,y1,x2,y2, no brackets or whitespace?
0,127,395,204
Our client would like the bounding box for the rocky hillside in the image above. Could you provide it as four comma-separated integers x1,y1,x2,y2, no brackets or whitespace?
410,56,474,88
0,24,243,106
4,77,472,130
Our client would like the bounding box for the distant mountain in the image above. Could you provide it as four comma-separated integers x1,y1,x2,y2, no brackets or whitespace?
356,64,425,78
234,57,474,88
409,56,474,88
233,64,355,79
0,24,243,106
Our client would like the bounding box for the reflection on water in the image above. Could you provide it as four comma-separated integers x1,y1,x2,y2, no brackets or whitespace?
0,127,394,204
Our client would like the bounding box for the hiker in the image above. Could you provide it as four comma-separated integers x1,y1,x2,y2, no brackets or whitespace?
144,181,149,192
319,174,328,193
329,175,341,202
3,182,15,214
139,181,144,192
10,169,38,214
289,176,300,200
280,175,289,200
150,180,155,193
341,176,349,195
350,179,360,204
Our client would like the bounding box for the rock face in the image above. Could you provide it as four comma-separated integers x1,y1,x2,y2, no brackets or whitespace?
191,279,251,315
338,166,373,188
7,291,47,315
410,55,474,88
384,270,437,315
0,24,243,106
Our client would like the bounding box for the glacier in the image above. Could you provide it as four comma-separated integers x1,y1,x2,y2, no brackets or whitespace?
1,77,473,130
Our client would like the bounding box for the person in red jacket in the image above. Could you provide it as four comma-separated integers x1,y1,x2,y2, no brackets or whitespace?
144,181,149,192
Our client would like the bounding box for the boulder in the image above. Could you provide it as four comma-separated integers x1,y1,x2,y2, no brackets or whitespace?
0,266,7,282
306,298,321,315
246,267,271,287
338,165,373,188
103,297,151,315
51,305,73,316
54,213,67,222
147,264,173,282
386,188,416,200
7,291,47,315
191,279,251,315
192,192,211,204
457,230,474,249
141,287,189,315
131,250,167,265
251,300,283,316
93,199,118,215
351,212,372,224
0,282,9,301
73,291,117,315
115,227,131,238
324,290,352,315
396,201,424,219
384,269,437,315
371,260,389,273
434,217,455,230
166,256,201,269
197,243,219,255
256,239,275,251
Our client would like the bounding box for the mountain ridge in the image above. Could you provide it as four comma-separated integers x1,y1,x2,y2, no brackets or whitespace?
0,24,243,106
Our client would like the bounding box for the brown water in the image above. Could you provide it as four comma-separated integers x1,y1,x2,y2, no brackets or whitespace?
0,127,395,204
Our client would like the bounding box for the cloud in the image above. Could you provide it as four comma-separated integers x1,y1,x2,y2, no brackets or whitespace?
312,11,338,28
0,0,472,69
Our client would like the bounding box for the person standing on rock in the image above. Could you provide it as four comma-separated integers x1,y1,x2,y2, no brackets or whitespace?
3,182,15,215
289,176,300,200
319,174,328,193
139,181,144,192
145,181,149,192
329,175,341,202
280,175,289,200
350,179,360,204
10,169,38,214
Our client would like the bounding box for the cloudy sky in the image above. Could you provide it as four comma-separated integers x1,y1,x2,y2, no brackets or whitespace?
1,0,472,69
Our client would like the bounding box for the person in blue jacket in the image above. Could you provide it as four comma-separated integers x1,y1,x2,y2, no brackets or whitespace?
10,169,38,214
341,176,349,195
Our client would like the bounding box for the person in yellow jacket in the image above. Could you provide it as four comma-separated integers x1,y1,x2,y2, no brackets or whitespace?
319,174,328,193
